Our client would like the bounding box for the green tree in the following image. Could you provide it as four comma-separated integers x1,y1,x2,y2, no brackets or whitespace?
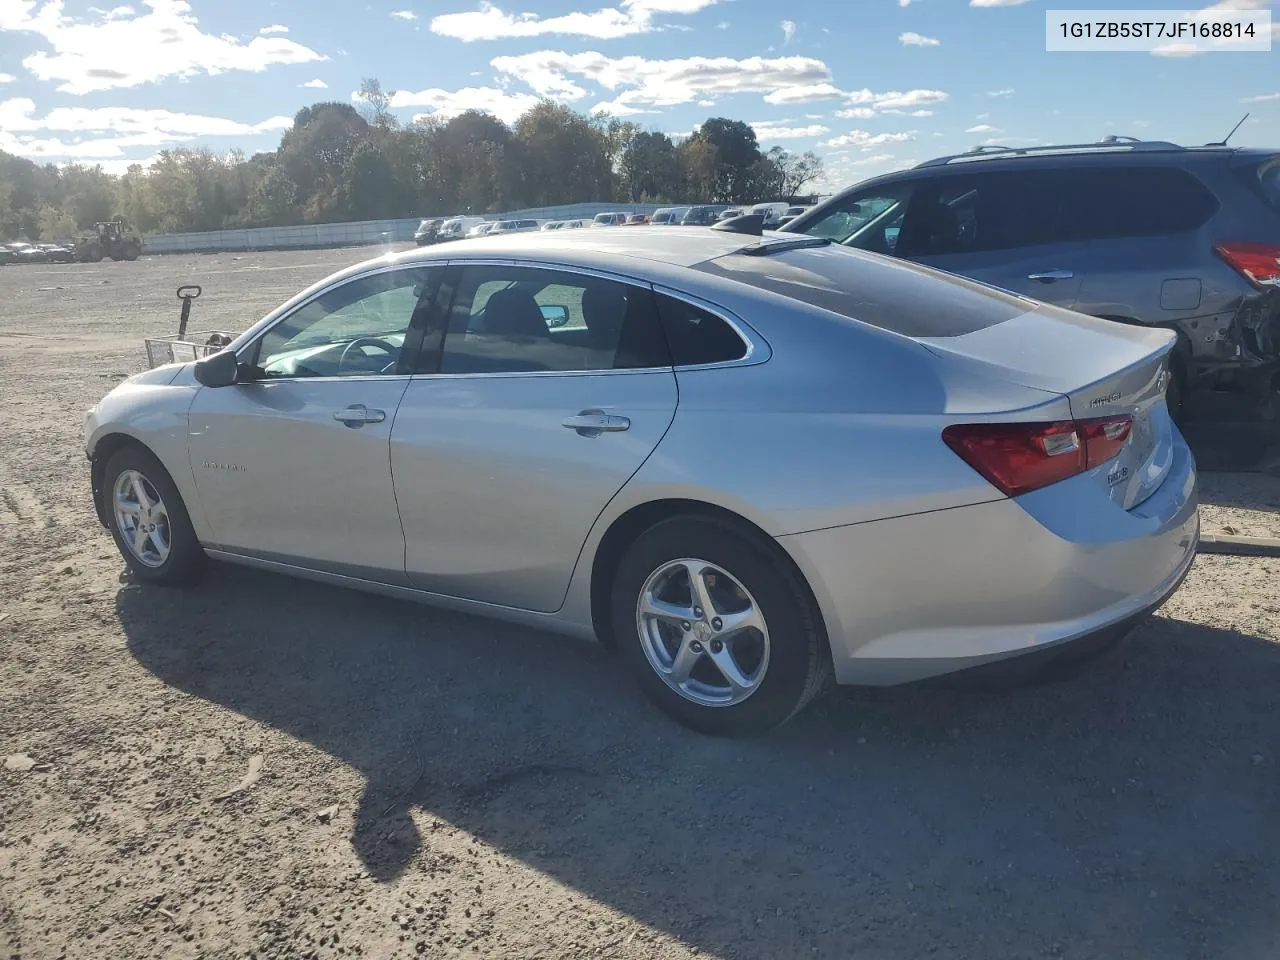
620,131,680,201
694,118,763,202
37,204,79,240
512,101,613,207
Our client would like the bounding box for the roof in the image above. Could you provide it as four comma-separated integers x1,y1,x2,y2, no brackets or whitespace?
915,138,1240,168
391,225,768,270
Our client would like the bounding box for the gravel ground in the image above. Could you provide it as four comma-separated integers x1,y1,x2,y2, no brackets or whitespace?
2,248,1279,960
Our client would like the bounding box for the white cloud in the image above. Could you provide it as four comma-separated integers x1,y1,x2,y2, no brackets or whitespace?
0,73,15,83
715,19,728,28
821,129,916,148
966,123,1000,133
851,152,896,165
899,31,939,46
976,111,990,119
300,78,328,88
848,87,948,109
1243,92,1280,102
898,0,912,6
835,106,876,119
395,86,542,124
0,0,325,95
390,9,417,20
750,120,829,139
0,97,290,160
987,88,1015,97
780,19,796,43
431,0,718,41
492,51,836,109
258,24,288,34
881,108,934,117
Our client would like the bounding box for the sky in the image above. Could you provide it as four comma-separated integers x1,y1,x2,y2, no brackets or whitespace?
0,0,1277,191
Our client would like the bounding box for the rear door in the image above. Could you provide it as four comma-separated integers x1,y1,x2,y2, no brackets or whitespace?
894,170,1086,307
390,262,678,612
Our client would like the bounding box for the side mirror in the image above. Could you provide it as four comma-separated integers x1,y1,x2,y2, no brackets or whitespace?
194,349,239,387
540,305,570,328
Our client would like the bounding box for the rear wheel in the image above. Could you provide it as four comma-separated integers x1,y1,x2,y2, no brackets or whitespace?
611,516,829,736
101,446,204,584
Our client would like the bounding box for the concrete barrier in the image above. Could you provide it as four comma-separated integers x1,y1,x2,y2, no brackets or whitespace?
140,203,729,255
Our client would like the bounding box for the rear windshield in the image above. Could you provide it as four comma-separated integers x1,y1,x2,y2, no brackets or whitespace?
694,244,1029,338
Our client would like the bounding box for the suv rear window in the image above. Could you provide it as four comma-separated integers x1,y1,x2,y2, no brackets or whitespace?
694,244,1027,338
1059,166,1217,239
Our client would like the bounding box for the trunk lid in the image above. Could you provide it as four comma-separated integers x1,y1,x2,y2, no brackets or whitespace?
919,304,1177,509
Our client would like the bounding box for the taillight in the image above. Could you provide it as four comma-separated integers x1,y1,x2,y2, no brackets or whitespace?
1215,241,1280,288
943,416,1133,497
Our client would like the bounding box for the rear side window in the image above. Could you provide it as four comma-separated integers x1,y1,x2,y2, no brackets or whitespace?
694,244,1027,338
1060,167,1217,240
655,294,748,365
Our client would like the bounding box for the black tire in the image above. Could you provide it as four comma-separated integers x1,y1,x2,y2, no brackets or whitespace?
611,515,830,736
101,444,204,585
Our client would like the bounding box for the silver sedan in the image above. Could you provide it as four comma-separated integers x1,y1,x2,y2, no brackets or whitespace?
86,228,1199,735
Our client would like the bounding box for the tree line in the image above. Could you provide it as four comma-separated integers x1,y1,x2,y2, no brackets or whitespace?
0,84,825,241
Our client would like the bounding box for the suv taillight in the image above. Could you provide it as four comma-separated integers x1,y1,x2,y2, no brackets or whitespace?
1215,241,1280,288
943,416,1133,497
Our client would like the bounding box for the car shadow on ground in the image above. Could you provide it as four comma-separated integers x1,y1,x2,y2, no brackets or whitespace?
119,564,1280,958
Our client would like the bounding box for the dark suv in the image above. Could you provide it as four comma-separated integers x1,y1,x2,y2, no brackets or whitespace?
784,140,1280,419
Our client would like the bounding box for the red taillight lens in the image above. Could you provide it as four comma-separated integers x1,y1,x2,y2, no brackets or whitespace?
943,416,1133,497
1079,416,1132,469
1215,241,1280,288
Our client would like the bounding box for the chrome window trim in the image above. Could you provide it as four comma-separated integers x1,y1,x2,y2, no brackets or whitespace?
231,261,446,385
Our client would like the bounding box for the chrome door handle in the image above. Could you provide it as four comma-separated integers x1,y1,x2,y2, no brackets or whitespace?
1027,269,1074,282
333,404,386,426
562,409,630,437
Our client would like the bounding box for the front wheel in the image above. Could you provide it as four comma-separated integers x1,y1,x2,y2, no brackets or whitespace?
101,445,204,584
611,516,829,736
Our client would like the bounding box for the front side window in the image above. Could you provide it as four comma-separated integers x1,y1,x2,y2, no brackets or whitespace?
250,267,437,379
439,266,670,374
894,172,1063,258
799,183,915,255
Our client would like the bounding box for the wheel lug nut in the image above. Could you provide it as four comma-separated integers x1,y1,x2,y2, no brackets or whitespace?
711,617,723,631
690,641,703,653
681,621,691,631
710,640,723,653
693,607,704,618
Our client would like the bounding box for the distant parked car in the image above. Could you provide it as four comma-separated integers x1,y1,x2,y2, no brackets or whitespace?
437,217,488,242
625,214,651,225
785,205,809,218
751,202,791,226
467,222,497,238
784,138,1280,420
717,208,746,222
562,219,586,229
592,212,630,227
414,219,443,246
541,221,564,231
680,206,720,226
40,243,76,263
650,207,689,225
490,219,541,235
6,242,49,263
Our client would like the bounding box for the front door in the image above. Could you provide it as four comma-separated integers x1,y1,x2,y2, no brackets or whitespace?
187,265,440,583
896,170,1086,308
391,263,678,612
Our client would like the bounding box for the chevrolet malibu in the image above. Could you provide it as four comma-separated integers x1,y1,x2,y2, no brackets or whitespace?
86,228,1199,735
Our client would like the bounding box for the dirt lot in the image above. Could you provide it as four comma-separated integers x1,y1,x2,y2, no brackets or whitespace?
2,248,1280,960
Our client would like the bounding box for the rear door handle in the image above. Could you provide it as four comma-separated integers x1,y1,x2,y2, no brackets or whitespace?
333,404,386,427
1027,269,1074,282
562,409,630,437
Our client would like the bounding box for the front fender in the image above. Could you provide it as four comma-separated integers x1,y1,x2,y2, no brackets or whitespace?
85,367,210,541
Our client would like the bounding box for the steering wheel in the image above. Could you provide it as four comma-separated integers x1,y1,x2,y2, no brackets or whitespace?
338,337,399,373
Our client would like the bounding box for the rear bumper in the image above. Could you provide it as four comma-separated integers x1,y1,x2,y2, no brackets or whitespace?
779,432,1199,686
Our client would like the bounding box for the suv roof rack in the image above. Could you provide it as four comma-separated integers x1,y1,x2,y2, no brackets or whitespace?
916,138,1186,168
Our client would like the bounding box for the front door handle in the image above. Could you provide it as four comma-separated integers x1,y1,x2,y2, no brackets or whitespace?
562,409,630,437
1027,269,1074,282
333,404,386,427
